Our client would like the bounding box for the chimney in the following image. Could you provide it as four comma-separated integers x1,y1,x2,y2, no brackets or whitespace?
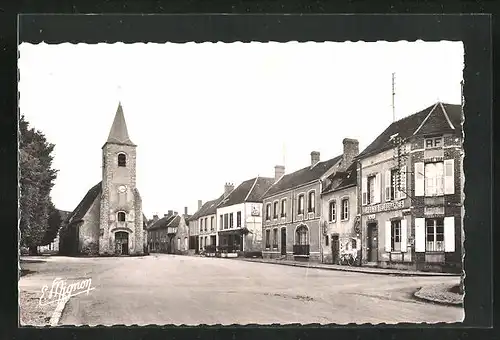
198,200,203,210
342,138,359,170
153,214,159,222
310,151,320,166
224,182,234,198
184,207,188,216
168,210,173,216
164,213,168,218
274,165,285,182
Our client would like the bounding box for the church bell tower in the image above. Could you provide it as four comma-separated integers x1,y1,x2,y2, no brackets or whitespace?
99,102,143,255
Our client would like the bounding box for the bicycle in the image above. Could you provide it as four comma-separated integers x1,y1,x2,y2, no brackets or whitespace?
339,252,357,266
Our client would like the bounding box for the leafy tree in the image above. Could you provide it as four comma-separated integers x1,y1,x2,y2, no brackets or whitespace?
19,115,58,254
40,204,63,246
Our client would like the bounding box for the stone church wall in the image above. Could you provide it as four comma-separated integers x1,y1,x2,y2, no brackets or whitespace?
79,195,101,255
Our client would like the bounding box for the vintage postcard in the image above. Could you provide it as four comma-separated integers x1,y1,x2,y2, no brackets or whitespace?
18,37,465,326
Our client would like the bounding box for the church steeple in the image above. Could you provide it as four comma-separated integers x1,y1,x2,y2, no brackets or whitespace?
105,102,135,146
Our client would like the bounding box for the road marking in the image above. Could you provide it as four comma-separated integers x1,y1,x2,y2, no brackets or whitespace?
49,295,70,326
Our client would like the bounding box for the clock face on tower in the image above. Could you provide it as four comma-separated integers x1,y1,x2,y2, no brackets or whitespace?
118,185,127,193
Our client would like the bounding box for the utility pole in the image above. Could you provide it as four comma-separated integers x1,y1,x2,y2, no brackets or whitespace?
392,72,396,122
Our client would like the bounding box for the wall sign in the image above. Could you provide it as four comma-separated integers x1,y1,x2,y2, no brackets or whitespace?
367,214,376,220
424,206,445,216
251,205,260,217
362,200,404,214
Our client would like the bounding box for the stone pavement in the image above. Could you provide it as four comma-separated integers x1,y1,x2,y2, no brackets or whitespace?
234,257,460,277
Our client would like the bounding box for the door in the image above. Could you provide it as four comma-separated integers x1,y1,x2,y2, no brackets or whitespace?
331,234,340,264
280,228,287,255
367,223,378,262
115,232,129,255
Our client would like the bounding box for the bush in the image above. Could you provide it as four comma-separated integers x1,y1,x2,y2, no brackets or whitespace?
205,244,216,253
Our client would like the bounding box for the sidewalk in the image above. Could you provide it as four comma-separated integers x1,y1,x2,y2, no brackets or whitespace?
235,257,460,277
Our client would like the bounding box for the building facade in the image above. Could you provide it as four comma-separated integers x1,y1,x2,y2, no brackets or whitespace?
217,178,274,255
357,102,463,273
196,195,224,252
59,103,144,256
147,211,184,253
262,139,359,263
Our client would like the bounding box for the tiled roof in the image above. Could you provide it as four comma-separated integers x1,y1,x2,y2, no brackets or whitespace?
105,102,135,146
357,102,462,159
188,194,225,221
65,182,102,225
218,176,274,208
148,214,181,231
322,162,358,195
263,155,343,199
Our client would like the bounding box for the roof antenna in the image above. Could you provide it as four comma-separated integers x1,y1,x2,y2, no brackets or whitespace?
392,72,396,122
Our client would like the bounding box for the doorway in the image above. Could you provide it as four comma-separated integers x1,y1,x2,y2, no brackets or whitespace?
280,228,287,255
331,234,340,264
367,223,378,262
115,231,129,255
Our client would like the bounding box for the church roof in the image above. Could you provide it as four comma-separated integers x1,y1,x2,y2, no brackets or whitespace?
105,102,135,147
65,182,102,226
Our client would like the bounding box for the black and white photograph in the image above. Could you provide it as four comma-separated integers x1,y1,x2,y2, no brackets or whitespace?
18,36,467,325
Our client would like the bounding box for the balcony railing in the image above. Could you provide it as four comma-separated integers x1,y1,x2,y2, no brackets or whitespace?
293,244,310,256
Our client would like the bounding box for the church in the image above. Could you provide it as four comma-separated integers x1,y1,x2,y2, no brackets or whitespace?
59,103,145,256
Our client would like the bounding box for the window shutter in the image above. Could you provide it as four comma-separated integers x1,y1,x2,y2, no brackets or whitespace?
400,219,407,252
384,221,392,252
374,173,381,204
444,159,455,195
399,166,407,199
444,216,455,252
362,176,367,205
414,162,425,197
385,170,391,202
415,218,425,252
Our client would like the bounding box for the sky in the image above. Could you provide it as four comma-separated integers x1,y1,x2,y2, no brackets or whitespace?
18,41,464,218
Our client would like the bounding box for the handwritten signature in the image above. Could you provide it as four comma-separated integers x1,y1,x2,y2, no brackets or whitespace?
39,277,96,307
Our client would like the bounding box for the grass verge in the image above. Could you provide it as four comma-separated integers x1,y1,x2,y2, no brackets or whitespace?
414,283,463,306
19,290,55,326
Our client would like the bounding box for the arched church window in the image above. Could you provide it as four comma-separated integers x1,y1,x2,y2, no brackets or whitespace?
117,211,126,222
118,153,127,167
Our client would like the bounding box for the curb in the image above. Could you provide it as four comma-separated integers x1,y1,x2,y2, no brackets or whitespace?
237,258,460,277
413,288,463,307
49,296,70,326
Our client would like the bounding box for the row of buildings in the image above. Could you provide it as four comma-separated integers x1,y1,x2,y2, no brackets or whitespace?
156,102,463,273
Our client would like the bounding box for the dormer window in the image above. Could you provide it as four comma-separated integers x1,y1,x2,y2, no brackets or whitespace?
117,211,126,222
118,153,127,167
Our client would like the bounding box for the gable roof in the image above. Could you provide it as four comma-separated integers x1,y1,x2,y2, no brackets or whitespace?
263,155,343,199
189,195,225,221
357,102,462,160
218,176,275,208
322,161,358,195
147,214,181,231
104,102,135,147
65,182,102,225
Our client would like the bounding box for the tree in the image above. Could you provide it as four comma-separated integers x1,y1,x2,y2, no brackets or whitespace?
19,115,58,254
40,204,62,246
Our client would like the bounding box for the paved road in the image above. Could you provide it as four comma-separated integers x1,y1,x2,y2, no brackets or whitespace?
20,254,464,325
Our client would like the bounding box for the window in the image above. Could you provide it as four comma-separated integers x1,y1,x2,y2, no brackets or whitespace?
200,218,203,232
325,235,329,246
273,228,278,248
352,238,357,249
425,162,444,196
388,169,398,201
118,153,127,167
425,136,443,149
211,216,214,231
219,215,223,230
391,220,401,251
329,201,336,222
205,217,208,231
280,199,286,217
184,237,188,250
117,211,126,222
177,238,180,250
236,212,241,228
367,175,376,204
265,229,271,248
341,198,349,220
308,191,315,213
426,218,444,252
224,214,229,229
266,204,271,220
229,213,234,228
295,225,309,245
273,201,279,219
298,194,305,214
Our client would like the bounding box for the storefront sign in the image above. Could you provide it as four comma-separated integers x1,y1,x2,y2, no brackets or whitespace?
250,205,260,216
367,214,376,220
362,200,404,214
424,206,445,216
